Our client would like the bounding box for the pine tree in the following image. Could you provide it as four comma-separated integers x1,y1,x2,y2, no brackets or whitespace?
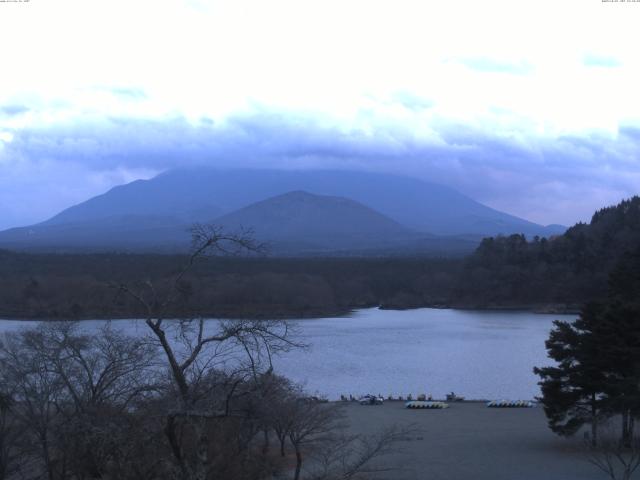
535,247,640,446
534,303,608,446
595,249,640,446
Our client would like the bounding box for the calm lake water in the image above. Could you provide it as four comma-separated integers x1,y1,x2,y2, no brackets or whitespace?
0,308,575,400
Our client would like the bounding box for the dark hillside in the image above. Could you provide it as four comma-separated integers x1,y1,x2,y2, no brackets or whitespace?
456,196,640,308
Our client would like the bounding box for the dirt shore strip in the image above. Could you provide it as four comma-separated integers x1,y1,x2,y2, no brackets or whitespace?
343,402,604,480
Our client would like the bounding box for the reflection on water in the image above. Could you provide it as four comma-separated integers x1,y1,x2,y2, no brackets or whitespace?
0,308,575,400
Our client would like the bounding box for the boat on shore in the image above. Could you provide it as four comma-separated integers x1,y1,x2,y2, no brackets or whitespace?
406,401,449,409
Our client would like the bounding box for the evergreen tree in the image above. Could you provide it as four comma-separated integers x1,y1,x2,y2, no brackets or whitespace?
535,247,640,446
534,303,608,446
596,249,640,446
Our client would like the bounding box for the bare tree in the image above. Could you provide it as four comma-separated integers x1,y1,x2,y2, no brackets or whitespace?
279,393,417,480
0,224,411,480
41,322,159,479
287,401,345,480
34,322,158,412
0,321,161,480
262,375,299,458
115,224,302,480
0,329,68,480
308,424,418,480
0,390,23,480
586,423,640,480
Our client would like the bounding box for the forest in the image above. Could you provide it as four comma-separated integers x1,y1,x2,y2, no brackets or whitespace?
0,252,461,320
455,196,640,309
1,196,640,320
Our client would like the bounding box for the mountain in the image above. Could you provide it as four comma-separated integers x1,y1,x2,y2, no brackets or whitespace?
211,190,479,254
0,215,191,252
0,190,478,255
42,168,564,236
215,190,418,252
0,168,565,254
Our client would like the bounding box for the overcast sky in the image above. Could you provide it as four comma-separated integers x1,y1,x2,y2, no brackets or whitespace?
1,0,639,230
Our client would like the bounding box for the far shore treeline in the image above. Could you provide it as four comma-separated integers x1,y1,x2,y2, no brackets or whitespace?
1,196,640,320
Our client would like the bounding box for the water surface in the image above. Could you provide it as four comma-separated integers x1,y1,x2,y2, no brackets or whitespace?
273,308,573,400
0,308,574,400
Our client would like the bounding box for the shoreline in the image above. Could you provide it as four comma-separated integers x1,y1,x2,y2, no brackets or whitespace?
0,303,580,322
380,302,581,315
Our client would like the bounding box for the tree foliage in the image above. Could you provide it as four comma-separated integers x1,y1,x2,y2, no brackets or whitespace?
534,303,608,444
458,196,640,307
535,244,640,447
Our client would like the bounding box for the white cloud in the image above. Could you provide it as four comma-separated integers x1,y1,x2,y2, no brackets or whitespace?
0,0,640,228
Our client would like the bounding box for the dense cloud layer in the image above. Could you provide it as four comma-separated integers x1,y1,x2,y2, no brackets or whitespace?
1,109,639,230
1,0,638,230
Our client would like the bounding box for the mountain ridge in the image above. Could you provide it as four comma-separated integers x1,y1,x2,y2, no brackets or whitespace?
43,168,564,235
212,190,423,253
0,168,566,254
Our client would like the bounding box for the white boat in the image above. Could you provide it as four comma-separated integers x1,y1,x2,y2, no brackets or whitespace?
486,400,534,408
405,401,449,409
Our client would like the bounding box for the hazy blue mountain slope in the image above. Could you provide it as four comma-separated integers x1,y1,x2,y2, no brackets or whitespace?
44,168,565,237
43,176,223,225
0,189,479,255
214,190,421,251
0,215,191,252
0,168,565,254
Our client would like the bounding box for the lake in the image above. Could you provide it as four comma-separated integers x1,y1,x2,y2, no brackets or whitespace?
0,308,574,400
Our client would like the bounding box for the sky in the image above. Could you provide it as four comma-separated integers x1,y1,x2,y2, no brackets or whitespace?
1,0,640,230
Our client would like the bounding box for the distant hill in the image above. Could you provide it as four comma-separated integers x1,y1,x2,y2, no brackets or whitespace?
215,190,419,253
0,168,564,254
